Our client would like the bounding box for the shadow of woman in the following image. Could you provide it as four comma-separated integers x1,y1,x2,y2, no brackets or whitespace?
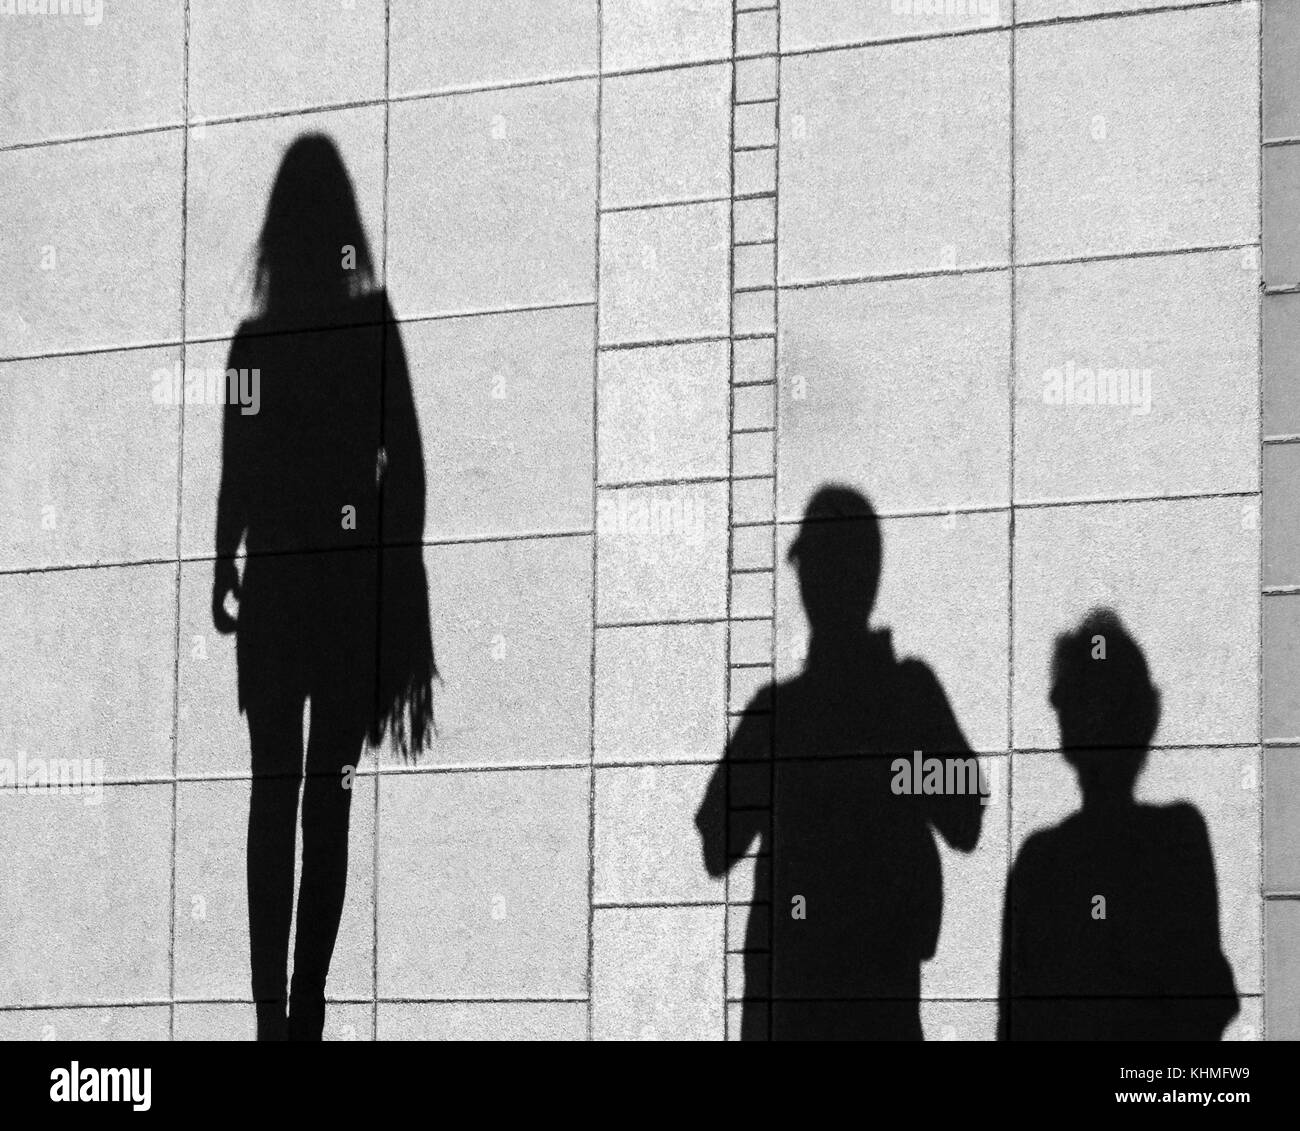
998,608,1238,1040
211,134,434,1041
697,485,984,1040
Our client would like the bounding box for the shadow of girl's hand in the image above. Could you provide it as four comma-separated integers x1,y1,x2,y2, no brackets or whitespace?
212,559,241,634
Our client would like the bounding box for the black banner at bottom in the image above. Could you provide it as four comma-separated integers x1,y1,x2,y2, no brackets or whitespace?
0,1038,1283,1118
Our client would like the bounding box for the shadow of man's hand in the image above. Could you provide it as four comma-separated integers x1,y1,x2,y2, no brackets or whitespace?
212,558,241,634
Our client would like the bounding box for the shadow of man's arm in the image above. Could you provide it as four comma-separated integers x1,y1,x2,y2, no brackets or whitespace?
901,659,984,853
696,689,772,877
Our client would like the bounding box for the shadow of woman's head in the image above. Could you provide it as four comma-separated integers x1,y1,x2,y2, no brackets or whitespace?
788,485,881,636
1050,607,1160,803
253,133,375,320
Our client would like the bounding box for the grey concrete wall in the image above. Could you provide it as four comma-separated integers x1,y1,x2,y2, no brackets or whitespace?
0,0,1281,1039
1264,0,1300,1045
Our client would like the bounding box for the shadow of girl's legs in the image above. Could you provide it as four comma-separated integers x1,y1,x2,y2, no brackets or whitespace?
246,695,305,1042
287,696,365,1042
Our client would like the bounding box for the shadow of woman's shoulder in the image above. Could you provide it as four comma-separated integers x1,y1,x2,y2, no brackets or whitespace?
741,678,780,717
1136,798,1212,844
230,289,392,340
1016,799,1211,871
231,316,266,342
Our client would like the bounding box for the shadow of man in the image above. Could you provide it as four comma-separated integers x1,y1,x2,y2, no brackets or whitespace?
697,485,984,1039
211,134,434,1041
998,607,1239,1040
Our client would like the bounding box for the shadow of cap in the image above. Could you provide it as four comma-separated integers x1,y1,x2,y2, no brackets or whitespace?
787,484,879,562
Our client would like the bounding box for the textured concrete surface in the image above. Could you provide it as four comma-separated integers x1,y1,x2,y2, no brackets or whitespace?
1265,593,1300,741
0,0,1277,1040
595,623,727,764
779,34,1010,283
0,565,177,783
1020,0,1210,22
1266,747,1300,897
1015,6,1256,261
1265,1,1300,1033
598,341,729,485
1266,444,1300,588
1267,900,1300,1040
173,1001,375,1042
391,0,597,95
0,132,183,358
1265,291,1300,437
174,778,377,1002
601,65,731,209
596,482,728,623
402,308,595,540
0,347,181,569
596,763,726,904
188,0,386,121
592,905,724,1040
1015,251,1258,503
388,84,597,317
1265,144,1300,288
1014,498,1258,751
599,202,730,345
376,1001,586,1041
425,538,593,765
377,768,589,999
0,785,171,1008
778,273,1011,516
783,0,1009,51
601,0,732,72
0,0,183,147
1265,0,1300,141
